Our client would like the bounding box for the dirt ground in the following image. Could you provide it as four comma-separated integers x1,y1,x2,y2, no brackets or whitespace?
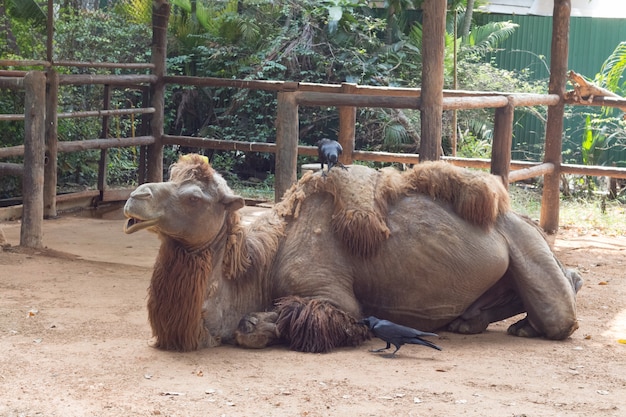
1,205,625,417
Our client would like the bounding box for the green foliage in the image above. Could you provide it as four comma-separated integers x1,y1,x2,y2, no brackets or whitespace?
6,0,46,26
596,41,626,100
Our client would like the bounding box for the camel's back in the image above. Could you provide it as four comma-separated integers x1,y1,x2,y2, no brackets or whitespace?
272,182,511,330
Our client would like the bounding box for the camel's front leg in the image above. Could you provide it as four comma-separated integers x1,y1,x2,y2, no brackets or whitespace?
234,312,281,349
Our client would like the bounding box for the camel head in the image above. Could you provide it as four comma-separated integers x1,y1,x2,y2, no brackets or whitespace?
123,154,245,251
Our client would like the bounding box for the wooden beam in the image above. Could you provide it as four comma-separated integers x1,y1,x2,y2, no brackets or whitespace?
491,97,514,184
508,163,555,183
274,91,299,202
44,68,59,218
540,0,570,234
20,71,46,248
338,83,357,165
56,136,155,152
419,0,447,161
146,0,170,182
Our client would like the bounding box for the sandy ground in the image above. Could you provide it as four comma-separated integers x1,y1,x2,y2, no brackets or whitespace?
1,205,625,417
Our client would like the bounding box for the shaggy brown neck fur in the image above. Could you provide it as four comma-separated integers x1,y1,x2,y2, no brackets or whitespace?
148,238,215,351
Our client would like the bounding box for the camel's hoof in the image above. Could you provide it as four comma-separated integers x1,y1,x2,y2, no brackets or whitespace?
447,317,488,334
507,317,541,338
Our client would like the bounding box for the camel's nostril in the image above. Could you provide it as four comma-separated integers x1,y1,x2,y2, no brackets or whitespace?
130,186,152,200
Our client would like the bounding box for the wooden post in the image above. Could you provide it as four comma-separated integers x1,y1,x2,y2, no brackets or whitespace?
139,87,150,184
491,97,514,184
338,83,357,165
540,0,570,234
419,0,446,161
21,71,46,248
147,0,170,182
274,91,299,202
97,84,111,200
44,68,58,218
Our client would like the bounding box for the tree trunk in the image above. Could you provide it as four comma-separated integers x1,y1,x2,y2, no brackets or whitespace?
461,0,475,37
0,1,20,55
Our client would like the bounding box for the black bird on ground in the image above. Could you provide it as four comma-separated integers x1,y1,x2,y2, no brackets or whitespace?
316,138,348,176
361,316,442,358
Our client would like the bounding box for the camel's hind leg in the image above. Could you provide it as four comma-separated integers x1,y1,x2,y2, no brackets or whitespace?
499,214,580,340
447,274,525,334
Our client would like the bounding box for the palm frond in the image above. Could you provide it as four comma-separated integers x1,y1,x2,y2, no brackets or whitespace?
114,0,152,26
597,41,626,94
8,0,46,25
463,21,518,57
383,122,410,147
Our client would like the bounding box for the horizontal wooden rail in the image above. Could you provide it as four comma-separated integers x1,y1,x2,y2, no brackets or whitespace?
0,70,27,77
510,94,560,107
0,114,25,121
292,91,521,111
164,76,286,91
58,74,156,86
294,91,422,109
508,163,555,183
56,136,155,153
0,145,25,158
0,162,23,176
163,76,564,106
53,61,155,69
0,76,24,89
58,107,155,119
564,95,626,109
0,59,50,67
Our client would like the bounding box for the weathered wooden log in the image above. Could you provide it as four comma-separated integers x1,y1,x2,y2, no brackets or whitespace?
56,136,155,152
57,107,155,119
491,97,514,184
44,68,59,218
275,91,299,201
509,163,555,183
540,0,570,234
57,74,156,86
0,162,24,176
20,71,46,248
338,83,357,165
420,0,447,161
146,0,170,182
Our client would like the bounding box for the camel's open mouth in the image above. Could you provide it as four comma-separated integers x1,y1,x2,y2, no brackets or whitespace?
124,216,158,234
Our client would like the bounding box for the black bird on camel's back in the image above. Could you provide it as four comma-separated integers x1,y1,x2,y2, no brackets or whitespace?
316,138,348,176
361,316,442,358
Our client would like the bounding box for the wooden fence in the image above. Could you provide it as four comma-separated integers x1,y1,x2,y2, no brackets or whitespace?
3,68,626,248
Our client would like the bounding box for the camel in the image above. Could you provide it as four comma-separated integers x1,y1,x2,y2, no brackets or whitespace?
123,154,582,353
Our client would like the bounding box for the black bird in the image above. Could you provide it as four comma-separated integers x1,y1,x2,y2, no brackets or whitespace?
361,316,442,358
316,138,348,175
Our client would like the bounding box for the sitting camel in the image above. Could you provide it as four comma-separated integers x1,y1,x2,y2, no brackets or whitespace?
123,154,582,353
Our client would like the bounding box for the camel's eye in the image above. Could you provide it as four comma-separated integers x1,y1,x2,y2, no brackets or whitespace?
179,186,206,206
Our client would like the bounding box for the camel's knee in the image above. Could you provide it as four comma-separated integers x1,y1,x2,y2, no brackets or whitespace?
274,296,370,353
508,315,579,340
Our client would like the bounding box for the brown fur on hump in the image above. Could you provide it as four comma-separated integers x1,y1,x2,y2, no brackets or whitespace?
274,296,370,353
275,169,391,258
148,239,219,351
401,161,510,228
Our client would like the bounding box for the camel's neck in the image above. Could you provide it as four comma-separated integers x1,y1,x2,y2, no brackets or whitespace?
148,214,276,351
148,238,218,351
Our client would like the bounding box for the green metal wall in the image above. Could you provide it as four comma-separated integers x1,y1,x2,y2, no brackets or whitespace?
476,13,626,166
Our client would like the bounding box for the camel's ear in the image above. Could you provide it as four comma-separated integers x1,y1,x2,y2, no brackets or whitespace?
222,193,245,212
